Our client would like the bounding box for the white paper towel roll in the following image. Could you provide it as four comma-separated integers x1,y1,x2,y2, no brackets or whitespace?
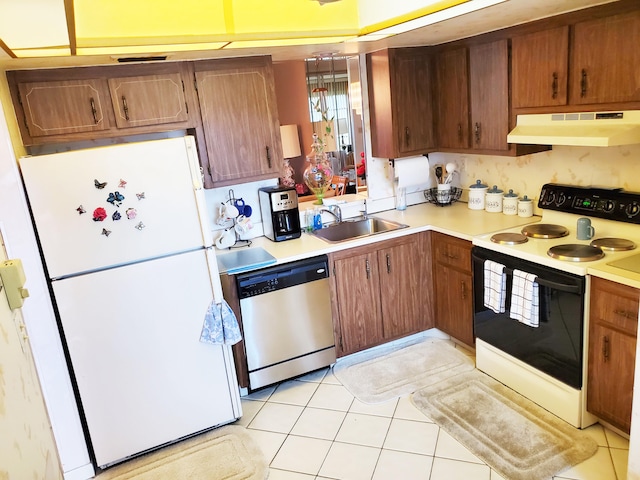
394,156,431,191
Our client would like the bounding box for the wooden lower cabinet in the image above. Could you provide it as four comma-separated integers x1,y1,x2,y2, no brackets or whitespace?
329,232,432,357
587,276,638,433
432,232,474,346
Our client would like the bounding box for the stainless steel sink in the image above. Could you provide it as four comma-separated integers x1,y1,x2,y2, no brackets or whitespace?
311,216,409,243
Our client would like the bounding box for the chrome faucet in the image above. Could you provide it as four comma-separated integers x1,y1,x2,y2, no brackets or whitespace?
319,205,342,224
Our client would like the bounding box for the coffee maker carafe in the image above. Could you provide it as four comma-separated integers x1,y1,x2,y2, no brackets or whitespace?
258,186,301,242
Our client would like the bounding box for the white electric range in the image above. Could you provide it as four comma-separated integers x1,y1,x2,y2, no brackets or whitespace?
471,183,640,428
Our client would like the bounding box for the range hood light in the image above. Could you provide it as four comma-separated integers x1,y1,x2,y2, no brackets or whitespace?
507,111,640,147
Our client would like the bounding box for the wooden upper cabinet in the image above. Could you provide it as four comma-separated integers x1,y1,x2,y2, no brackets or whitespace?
469,39,509,151
570,10,640,105
512,26,569,108
108,72,189,128
16,78,110,138
435,48,470,149
367,47,435,159
194,57,282,186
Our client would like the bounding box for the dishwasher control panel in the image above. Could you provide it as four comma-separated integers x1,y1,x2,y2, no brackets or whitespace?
236,255,329,299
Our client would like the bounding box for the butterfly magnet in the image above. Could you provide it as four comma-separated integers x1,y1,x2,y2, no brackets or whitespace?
94,179,107,189
107,191,125,206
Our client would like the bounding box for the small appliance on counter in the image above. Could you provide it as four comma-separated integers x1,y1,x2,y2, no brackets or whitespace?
259,186,301,242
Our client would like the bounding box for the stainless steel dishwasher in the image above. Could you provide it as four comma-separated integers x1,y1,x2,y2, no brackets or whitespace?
236,255,336,390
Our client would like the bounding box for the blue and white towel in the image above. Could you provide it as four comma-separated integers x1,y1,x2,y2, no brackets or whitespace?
200,299,243,345
484,260,507,313
509,269,540,328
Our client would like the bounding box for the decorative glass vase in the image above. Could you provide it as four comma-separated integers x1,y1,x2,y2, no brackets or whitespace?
303,134,333,205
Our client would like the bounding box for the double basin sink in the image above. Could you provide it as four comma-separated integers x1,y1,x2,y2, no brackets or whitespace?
311,216,409,243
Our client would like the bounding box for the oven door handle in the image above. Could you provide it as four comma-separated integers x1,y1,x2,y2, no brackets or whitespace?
472,253,583,294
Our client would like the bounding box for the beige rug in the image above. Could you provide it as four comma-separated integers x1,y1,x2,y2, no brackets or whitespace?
97,425,268,480
332,337,475,403
412,370,598,480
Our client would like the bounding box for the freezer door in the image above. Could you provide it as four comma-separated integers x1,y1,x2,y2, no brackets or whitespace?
52,249,240,467
19,137,207,279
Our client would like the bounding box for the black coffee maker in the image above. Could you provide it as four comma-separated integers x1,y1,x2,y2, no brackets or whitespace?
258,186,301,242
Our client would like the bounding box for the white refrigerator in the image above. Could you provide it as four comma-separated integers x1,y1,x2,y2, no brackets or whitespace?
19,136,242,469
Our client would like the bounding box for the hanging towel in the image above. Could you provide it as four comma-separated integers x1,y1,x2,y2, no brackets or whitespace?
200,299,243,345
483,260,507,313
510,269,540,327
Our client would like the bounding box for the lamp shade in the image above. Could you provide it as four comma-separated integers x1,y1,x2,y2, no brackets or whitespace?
280,124,302,159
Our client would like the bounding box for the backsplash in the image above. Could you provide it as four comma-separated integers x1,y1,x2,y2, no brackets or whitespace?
424,144,640,215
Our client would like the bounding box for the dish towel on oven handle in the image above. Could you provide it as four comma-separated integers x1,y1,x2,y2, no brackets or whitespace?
510,269,540,327
483,260,507,313
200,298,243,345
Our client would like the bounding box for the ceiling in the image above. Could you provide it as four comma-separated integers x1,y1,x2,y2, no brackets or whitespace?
0,0,619,69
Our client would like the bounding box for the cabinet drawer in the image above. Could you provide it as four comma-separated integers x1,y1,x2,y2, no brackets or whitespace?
432,232,471,271
590,277,639,335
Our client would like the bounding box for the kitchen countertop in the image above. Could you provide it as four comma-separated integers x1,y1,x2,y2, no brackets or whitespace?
217,201,540,272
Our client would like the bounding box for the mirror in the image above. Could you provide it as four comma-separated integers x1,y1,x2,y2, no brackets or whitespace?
304,55,367,197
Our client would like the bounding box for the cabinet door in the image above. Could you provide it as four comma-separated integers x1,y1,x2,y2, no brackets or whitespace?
332,252,384,357
571,10,640,105
393,51,435,155
377,240,423,340
435,48,470,149
587,323,636,433
108,73,189,128
17,79,110,137
195,59,282,184
512,26,569,108
434,264,474,346
469,40,509,151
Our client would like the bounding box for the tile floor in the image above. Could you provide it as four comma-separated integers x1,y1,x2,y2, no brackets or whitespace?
234,343,630,480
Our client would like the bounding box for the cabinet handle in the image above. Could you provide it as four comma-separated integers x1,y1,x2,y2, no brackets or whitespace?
551,72,558,99
461,280,466,299
474,122,481,144
365,258,371,280
265,146,271,169
89,97,98,124
580,69,588,98
444,252,459,260
614,308,635,319
181,80,189,114
405,127,410,147
457,123,463,142
602,335,609,362
386,253,391,274
121,95,130,121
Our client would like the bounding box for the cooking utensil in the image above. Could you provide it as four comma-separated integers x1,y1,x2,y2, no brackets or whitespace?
444,162,457,184
435,165,443,184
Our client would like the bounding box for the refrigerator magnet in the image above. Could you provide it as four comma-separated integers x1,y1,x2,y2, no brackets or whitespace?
94,179,107,189
107,191,125,206
136,192,145,200
126,208,137,219
102,228,111,237
119,179,127,188
135,222,145,231
112,211,121,221
93,207,107,221
76,205,86,215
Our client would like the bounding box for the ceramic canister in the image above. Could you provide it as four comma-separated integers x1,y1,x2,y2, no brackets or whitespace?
485,185,504,213
468,180,488,210
518,195,534,217
502,189,518,215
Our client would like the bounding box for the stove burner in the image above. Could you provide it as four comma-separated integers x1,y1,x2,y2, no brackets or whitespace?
521,224,570,239
547,244,605,262
490,233,528,245
589,237,636,251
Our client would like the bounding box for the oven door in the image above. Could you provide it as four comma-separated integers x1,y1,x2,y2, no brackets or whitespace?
472,246,586,389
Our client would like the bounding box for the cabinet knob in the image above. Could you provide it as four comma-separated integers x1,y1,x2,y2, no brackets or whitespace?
551,72,558,100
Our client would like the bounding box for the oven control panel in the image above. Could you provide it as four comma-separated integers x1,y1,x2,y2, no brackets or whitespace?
539,183,640,224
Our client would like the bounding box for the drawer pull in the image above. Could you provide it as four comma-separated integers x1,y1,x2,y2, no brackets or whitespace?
461,280,466,299
121,95,130,121
614,309,635,319
602,335,609,362
365,258,371,280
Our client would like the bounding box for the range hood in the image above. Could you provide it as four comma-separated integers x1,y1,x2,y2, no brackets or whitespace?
507,111,640,147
